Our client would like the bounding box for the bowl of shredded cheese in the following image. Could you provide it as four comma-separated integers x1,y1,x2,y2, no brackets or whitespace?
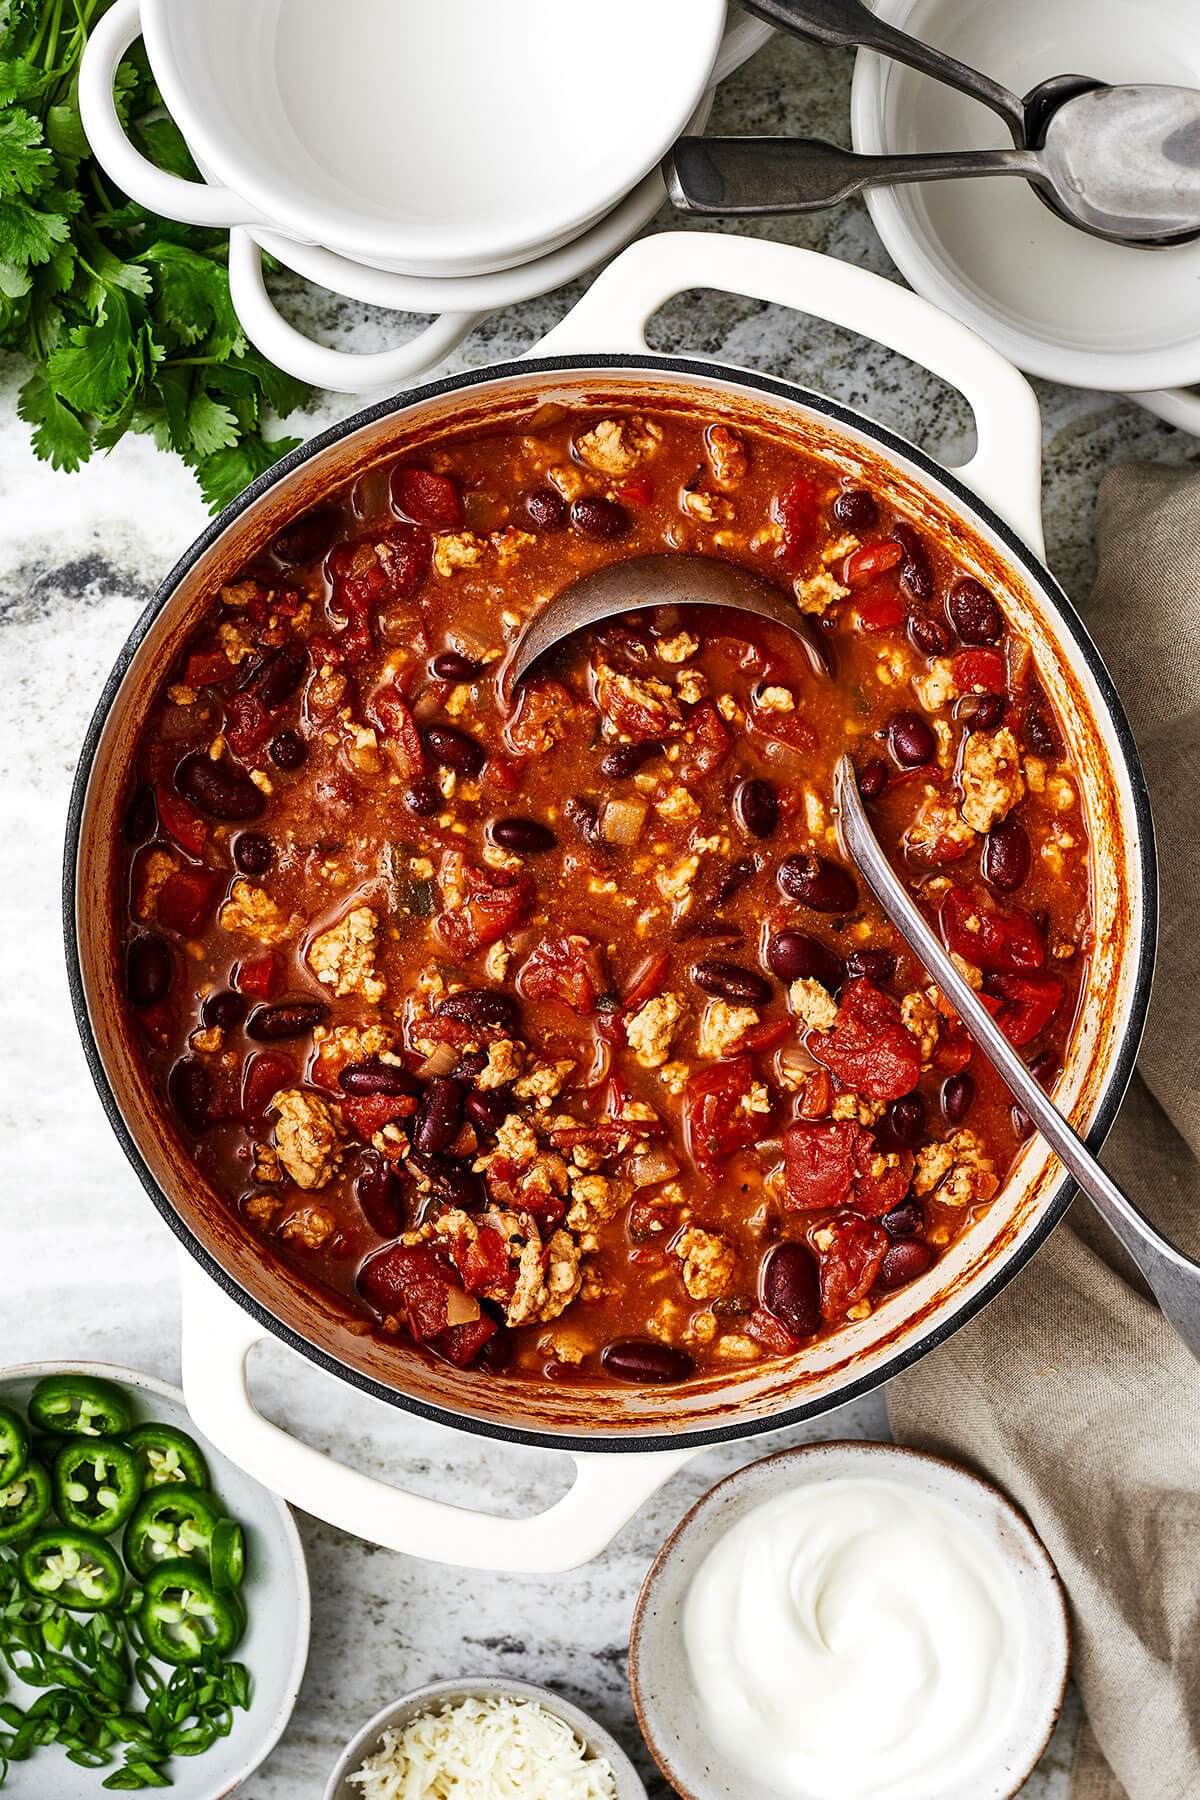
323,1677,647,1800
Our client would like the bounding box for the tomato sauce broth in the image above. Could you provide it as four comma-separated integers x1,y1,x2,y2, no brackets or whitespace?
117,406,1092,1386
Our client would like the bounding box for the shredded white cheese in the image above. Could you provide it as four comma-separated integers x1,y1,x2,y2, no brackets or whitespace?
348,1694,619,1799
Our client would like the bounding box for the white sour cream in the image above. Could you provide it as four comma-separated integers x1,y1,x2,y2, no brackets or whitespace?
682,1477,1024,1800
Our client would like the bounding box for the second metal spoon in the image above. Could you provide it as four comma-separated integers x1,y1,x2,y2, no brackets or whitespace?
834,755,1200,1362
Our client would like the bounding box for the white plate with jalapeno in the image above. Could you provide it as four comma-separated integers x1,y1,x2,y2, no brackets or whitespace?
0,1361,309,1797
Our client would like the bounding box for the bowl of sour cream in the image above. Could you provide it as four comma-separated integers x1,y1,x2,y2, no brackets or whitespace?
629,1442,1069,1800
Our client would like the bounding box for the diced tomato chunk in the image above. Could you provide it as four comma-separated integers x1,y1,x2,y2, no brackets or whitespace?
683,1055,765,1166
772,475,820,568
518,934,606,1014
783,1119,862,1210
370,685,426,776
746,1308,803,1356
223,688,275,758
157,868,222,936
358,1243,459,1340
504,680,577,756
798,1068,833,1119
675,701,731,784
436,865,534,957
241,1052,295,1122
392,466,464,531
341,1093,418,1141
453,1226,512,1296
940,886,1045,973
616,474,653,506
234,952,278,1000
621,952,670,1012
854,583,906,634
985,972,1064,1046
183,650,235,688
932,1021,974,1074
952,648,1007,694
843,540,903,588
812,979,922,1102
154,785,206,857
436,1315,500,1367
816,1213,889,1320
594,667,681,742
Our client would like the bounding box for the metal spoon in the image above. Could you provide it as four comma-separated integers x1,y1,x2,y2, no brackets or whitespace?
833,754,1200,1363
667,86,1200,246
506,552,831,690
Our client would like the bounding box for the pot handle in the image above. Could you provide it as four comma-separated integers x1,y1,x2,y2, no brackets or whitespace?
226,231,486,394
535,231,1045,556
1125,386,1200,436
79,0,272,230
178,1255,695,1572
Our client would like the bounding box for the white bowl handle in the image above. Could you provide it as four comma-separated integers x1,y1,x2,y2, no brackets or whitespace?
225,230,486,394
179,1254,695,1572
78,0,272,230
1125,386,1200,436
535,231,1046,557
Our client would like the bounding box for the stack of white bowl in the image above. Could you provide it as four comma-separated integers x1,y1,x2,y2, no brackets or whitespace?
79,0,773,393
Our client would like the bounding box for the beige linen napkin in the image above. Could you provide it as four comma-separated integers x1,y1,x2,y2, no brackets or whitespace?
886,463,1200,1800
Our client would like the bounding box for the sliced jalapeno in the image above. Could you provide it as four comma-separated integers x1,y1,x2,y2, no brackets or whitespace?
127,1422,210,1491
123,1484,222,1579
0,1402,29,1487
28,1374,132,1439
138,1558,245,1665
0,1458,51,1544
20,1527,124,1610
52,1437,144,1534
209,1517,246,1592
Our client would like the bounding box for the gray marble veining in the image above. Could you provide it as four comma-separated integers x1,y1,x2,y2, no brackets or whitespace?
0,26,1193,1799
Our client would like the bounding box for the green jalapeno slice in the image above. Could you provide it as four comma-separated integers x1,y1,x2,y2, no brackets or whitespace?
28,1374,132,1439
20,1527,124,1610
126,1422,210,1491
0,1402,30,1487
208,1517,246,1591
123,1484,223,1579
138,1558,245,1665
0,1458,51,1544
52,1437,144,1534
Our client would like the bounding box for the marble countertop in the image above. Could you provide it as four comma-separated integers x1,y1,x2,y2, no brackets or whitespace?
0,27,1194,1800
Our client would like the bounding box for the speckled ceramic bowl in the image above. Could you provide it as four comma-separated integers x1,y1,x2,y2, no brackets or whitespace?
630,1441,1070,1800
323,1677,648,1800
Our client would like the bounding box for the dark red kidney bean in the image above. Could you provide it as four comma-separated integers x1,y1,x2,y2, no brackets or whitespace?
982,818,1030,893
407,1151,484,1210
269,729,307,771
832,487,878,531
908,610,950,658
432,650,484,681
778,854,857,914
271,508,338,565
123,784,155,844
887,711,935,768
893,522,932,603
564,795,603,845
767,930,842,989
1023,696,1059,757
202,988,246,1031
692,960,771,1005
490,816,556,854
404,777,441,817
246,1000,328,1041
456,1049,488,1084
570,495,629,540
601,1340,695,1383
355,1154,405,1237
338,1060,420,1098
762,1242,821,1338
845,948,896,983
465,1089,509,1136
438,989,518,1033
711,856,759,907
1013,1047,1059,1134
600,740,662,779
126,934,170,1007
175,754,265,822
421,722,485,776
168,1057,212,1133
941,1072,976,1124
734,777,778,841
881,1199,924,1239
522,486,568,532
475,1327,513,1373
233,831,272,876
253,642,308,710
412,1076,465,1156
965,693,1005,730
947,577,1003,644
876,1239,934,1289
857,758,889,800
883,1093,926,1145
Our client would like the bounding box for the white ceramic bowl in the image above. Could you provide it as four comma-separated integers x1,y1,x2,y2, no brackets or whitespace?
850,0,1200,417
323,1678,648,1800
82,0,729,277
0,1360,310,1800
630,1442,1070,1800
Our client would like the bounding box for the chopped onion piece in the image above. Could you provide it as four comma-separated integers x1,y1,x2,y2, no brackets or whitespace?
601,797,648,845
776,1041,820,1084
417,1042,458,1078
622,1148,681,1188
445,1287,482,1326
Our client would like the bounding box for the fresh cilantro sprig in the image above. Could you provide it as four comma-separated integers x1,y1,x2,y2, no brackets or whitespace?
0,0,310,510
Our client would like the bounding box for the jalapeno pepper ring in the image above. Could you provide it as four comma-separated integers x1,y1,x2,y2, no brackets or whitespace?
126,1422,210,1491
20,1526,125,1610
52,1436,144,1534
0,1458,51,1545
137,1558,245,1665
0,1402,30,1487
28,1374,132,1439
209,1517,246,1592
123,1484,223,1580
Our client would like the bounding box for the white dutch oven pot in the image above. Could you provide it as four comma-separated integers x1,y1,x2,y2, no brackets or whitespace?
66,232,1156,1571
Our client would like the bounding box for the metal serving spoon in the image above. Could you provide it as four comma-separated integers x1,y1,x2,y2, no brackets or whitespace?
667,86,1200,246
506,552,832,689
834,755,1200,1363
